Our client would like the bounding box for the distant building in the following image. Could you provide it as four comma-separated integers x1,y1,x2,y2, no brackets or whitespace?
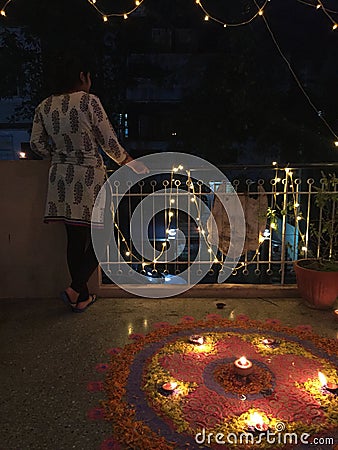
0,27,40,160
123,14,209,157
0,97,32,160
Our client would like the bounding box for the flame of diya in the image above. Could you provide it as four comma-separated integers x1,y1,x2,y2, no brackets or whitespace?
162,381,177,392
234,356,254,376
247,412,269,432
318,371,338,393
189,335,204,345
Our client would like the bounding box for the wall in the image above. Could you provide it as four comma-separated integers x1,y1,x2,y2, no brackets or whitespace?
0,160,70,298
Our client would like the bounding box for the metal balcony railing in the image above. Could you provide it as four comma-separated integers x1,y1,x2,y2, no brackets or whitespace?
99,162,337,287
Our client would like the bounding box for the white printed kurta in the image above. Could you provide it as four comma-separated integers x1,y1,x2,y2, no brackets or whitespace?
30,91,128,226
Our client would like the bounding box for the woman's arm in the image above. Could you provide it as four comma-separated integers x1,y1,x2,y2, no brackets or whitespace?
90,95,148,173
90,96,129,164
30,107,52,159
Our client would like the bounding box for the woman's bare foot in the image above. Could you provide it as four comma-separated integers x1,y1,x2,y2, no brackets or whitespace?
76,295,94,310
65,287,79,305
72,295,97,313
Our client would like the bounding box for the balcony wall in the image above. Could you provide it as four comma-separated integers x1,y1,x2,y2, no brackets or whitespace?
4,160,331,299
0,160,70,298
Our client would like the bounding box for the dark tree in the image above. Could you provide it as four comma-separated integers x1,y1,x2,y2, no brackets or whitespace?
176,0,338,163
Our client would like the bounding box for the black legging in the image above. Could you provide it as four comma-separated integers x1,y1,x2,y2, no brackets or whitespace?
65,224,98,302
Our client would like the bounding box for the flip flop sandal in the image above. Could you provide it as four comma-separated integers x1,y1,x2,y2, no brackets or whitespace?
72,294,97,313
60,291,77,311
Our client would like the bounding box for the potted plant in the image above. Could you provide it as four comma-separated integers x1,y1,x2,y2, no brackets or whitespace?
294,173,338,309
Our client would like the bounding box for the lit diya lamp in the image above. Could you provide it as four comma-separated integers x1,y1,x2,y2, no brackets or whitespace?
189,335,204,345
261,338,279,348
161,381,178,395
318,371,338,395
234,356,254,376
247,411,269,433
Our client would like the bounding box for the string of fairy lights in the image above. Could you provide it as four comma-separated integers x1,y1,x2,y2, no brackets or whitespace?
108,163,299,278
195,0,268,27
87,0,145,22
106,163,318,281
2,0,337,26
109,165,224,275
296,0,338,27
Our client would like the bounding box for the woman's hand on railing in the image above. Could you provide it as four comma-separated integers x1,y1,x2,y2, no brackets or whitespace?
120,154,149,174
126,159,150,174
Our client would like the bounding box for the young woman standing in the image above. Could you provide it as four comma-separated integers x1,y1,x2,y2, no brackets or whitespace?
30,56,148,312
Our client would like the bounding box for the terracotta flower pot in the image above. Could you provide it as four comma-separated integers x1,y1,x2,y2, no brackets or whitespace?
294,259,338,310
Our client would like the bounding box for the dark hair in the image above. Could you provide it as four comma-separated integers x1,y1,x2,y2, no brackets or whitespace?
46,52,94,95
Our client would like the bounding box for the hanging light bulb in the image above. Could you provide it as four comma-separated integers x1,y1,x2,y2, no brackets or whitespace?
124,13,128,19
258,9,264,16
103,15,108,22
0,10,6,16
204,15,209,21
333,23,338,30
135,0,140,4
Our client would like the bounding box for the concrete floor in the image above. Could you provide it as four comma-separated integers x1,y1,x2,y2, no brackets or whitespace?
1,296,337,450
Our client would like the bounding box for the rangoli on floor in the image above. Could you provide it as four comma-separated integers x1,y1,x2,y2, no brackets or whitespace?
87,315,338,449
